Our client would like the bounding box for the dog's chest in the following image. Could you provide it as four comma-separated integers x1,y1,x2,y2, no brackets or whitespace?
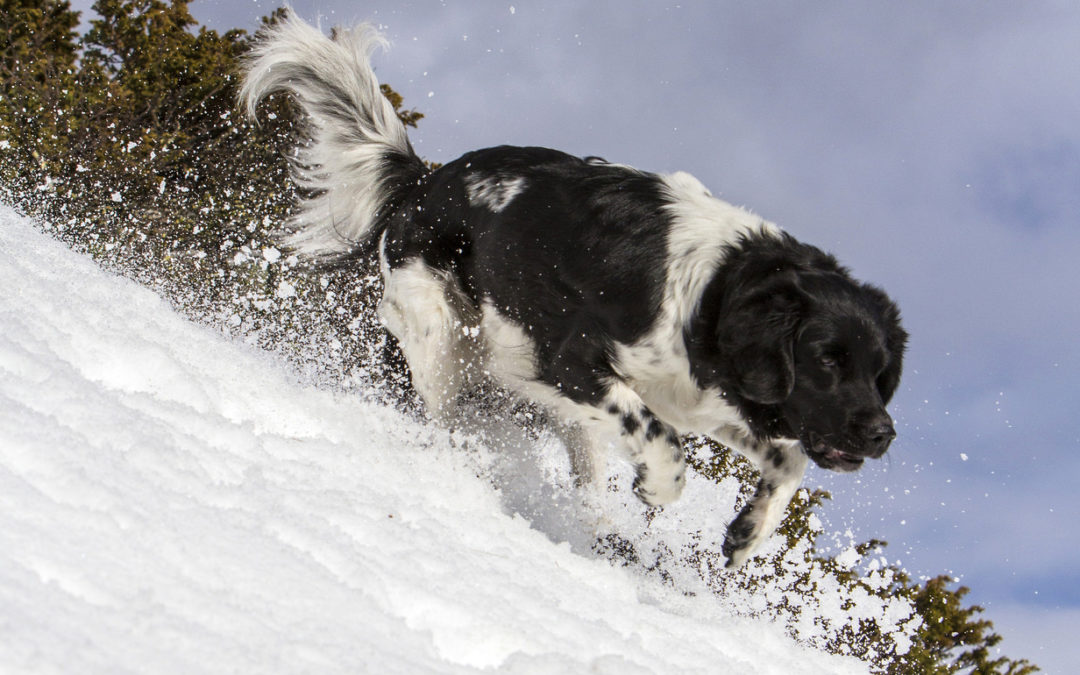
614,330,744,437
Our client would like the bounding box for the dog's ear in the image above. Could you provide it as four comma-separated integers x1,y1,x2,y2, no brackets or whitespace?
864,284,908,404
719,280,805,405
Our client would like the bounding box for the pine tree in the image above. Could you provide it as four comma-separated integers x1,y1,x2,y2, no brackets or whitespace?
0,0,81,181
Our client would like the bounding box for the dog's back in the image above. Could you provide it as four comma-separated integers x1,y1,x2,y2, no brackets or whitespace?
382,147,670,368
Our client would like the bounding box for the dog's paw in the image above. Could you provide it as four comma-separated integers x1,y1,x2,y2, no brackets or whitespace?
722,508,762,568
632,465,685,506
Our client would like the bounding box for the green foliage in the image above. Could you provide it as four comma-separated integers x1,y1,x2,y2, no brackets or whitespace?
79,0,246,190
686,439,1038,674
0,3,1038,673
1,0,81,176
899,576,1038,675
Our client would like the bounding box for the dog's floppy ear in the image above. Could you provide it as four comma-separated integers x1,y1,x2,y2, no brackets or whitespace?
718,280,805,405
863,284,908,404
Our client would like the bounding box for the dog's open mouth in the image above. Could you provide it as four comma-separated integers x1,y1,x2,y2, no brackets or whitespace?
806,434,864,472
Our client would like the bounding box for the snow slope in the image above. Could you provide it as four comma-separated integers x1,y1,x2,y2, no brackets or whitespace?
0,205,866,674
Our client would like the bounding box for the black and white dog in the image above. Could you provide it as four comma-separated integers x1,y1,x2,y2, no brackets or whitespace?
241,11,906,567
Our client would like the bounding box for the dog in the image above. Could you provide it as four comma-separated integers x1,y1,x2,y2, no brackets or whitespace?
240,10,906,567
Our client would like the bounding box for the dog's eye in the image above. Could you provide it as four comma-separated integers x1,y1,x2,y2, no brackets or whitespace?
819,355,839,369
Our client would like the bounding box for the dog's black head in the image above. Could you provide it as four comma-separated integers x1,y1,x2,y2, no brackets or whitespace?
780,283,905,471
691,233,907,472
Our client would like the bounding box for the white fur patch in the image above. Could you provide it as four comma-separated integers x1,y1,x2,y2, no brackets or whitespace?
378,255,480,421
477,301,545,393
660,171,781,333
465,175,527,212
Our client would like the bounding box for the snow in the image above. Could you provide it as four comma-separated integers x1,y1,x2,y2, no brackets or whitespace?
0,205,867,674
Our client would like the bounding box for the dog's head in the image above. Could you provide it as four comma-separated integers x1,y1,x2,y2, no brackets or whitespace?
704,236,907,472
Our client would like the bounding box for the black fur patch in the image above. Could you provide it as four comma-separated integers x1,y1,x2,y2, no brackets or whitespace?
766,446,785,469
382,146,672,404
644,417,665,442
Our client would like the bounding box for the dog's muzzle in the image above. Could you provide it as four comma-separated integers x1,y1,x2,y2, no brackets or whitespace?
805,416,895,472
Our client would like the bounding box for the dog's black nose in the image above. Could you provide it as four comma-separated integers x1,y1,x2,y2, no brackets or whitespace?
865,420,896,456
869,421,896,443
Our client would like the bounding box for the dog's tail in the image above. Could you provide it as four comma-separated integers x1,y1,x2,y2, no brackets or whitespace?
239,9,427,260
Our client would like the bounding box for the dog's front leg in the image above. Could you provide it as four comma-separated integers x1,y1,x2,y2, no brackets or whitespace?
718,439,807,567
594,380,687,506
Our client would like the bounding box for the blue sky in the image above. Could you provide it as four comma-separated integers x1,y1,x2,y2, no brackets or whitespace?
70,1,1080,670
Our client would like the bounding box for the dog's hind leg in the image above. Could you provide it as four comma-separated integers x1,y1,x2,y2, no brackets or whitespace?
555,421,606,492
378,258,480,422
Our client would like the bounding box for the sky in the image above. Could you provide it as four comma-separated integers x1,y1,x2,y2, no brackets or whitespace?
67,1,1080,671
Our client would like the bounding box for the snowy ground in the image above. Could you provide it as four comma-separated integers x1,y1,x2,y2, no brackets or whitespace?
0,205,867,674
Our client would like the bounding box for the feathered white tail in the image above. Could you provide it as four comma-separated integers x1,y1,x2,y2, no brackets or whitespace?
239,8,426,260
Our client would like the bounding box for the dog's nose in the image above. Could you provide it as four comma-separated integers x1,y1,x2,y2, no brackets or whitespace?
869,421,896,444
865,419,896,457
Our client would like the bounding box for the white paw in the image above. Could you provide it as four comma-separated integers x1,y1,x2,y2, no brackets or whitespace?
632,463,686,506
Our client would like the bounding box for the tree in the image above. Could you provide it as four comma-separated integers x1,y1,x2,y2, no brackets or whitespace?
0,0,81,180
